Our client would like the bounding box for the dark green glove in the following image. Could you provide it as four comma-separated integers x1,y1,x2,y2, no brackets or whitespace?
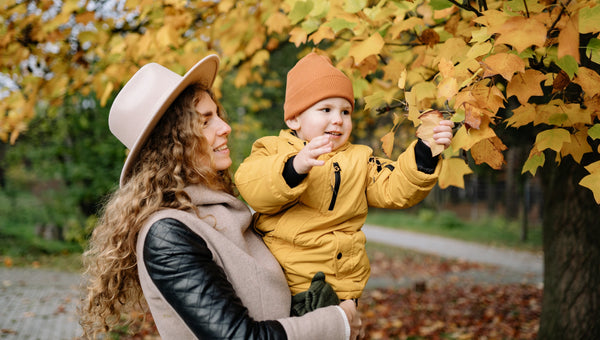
291,271,340,316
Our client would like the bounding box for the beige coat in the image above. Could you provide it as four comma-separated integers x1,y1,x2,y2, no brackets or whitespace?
136,185,346,339
235,130,441,299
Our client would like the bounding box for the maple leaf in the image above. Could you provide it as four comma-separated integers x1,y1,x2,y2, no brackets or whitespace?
506,103,536,128
470,137,507,170
573,67,600,98
416,110,445,156
561,130,593,163
265,12,290,34
481,53,525,81
380,131,395,158
494,16,547,53
507,69,546,104
349,33,385,64
579,171,600,204
522,148,545,176
558,11,580,63
535,128,571,153
450,119,497,151
438,157,473,189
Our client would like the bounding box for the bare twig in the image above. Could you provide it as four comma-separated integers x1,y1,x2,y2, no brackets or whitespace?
447,0,483,17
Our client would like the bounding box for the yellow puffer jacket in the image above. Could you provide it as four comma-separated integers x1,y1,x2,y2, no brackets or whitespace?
234,130,441,299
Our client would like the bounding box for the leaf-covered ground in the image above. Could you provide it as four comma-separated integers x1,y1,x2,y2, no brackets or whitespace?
361,246,542,339
121,245,542,339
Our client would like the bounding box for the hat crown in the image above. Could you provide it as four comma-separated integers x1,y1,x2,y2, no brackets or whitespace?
109,64,181,149
284,52,354,120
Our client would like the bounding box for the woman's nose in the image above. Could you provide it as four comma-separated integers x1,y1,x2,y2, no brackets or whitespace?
218,117,231,135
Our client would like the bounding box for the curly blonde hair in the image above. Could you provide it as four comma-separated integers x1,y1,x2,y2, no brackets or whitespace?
80,84,233,338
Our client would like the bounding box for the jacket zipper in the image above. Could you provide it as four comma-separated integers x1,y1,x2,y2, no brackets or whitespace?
328,162,341,211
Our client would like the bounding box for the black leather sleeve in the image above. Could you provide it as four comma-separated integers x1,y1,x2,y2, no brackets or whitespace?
143,218,288,340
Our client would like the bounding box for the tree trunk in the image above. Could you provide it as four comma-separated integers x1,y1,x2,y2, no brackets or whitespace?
538,155,600,339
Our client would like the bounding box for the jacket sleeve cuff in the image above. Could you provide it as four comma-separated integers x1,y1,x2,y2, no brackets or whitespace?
283,155,308,188
414,138,439,174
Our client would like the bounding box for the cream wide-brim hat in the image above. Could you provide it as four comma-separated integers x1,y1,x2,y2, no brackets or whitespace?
108,54,220,187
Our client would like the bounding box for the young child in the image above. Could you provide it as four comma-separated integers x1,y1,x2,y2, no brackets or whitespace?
234,52,453,315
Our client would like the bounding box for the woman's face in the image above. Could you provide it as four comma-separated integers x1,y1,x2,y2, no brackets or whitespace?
196,91,232,171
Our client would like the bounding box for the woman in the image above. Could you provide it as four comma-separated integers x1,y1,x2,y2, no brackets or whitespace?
80,55,361,339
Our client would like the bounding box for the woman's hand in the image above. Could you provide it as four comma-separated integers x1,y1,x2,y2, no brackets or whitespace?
339,300,364,339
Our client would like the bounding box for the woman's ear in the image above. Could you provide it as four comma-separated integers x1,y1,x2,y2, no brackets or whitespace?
285,117,300,130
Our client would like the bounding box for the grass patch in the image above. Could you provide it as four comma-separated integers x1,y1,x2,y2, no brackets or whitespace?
0,190,84,272
366,208,542,252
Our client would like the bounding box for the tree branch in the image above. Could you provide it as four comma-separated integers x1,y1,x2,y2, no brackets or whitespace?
447,0,483,17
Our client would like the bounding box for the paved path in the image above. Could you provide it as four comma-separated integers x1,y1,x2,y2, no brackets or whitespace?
0,225,544,339
0,267,82,340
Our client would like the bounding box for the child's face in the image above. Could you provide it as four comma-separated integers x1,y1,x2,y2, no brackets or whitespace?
286,97,353,151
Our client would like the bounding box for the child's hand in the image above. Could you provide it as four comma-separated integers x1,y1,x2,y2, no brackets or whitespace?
431,120,454,148
293,135,333,174
416,110,454,156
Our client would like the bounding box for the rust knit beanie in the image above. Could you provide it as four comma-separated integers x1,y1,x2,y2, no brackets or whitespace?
284,52,354,121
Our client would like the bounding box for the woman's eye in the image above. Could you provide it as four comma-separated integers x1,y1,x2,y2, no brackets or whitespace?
322,108,330,112
343,110,350,115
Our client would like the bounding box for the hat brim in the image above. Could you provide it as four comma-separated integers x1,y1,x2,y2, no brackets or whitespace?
119,54,220,187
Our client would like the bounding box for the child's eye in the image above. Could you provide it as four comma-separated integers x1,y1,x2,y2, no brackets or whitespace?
322,108,331,113
343,110,351,115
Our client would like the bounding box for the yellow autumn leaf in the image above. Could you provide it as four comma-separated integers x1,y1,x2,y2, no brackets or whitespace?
573,67,600,98
579,172,600,204
289,27,307,47
309,25,335,44
100,82,114,108
438,157,473,189
416,110,445,156
450,123,497,151
482,53,525,81
348,33,385,65
507,69,546,105
380,131,395,158
558,11,580,63
397,69,407,89
437,77,458,101
561,129,593,163
470,137,507,170
505,103,536,128
265,11,290,34
494,16,547,53
534,128,571,152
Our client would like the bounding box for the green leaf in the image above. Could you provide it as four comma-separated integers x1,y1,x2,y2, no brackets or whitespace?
430,0,454,10
548,113,568,126
589,124,600,140
325,18,357,34
344,0,366,14
301,18,320,34
535,128,571,152
289,0,314,24
522,152,545,176
586,38,600,64
556,55,579,79
579,4,600,34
